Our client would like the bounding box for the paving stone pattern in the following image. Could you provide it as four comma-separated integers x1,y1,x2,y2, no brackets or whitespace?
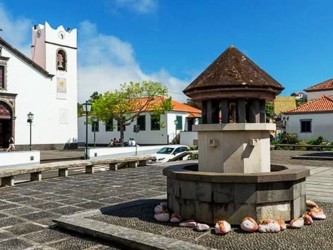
0,165,167,249
0,150,331,249
90,199,333,250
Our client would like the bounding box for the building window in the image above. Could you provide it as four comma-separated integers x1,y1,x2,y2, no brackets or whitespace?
176,115,182,130
300,120,311,133
105,119,113,131
0,63,7,90
92,120,99,132
151,114,160,130
0,65,4,89
137,115,146,131
56,49,67,71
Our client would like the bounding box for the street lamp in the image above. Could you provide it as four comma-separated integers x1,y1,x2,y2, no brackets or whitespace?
27,112,34,151
174,119,178,143
82,101,92,159
92,116,97,148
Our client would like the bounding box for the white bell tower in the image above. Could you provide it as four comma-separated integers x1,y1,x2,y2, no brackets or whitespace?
30,22,78,145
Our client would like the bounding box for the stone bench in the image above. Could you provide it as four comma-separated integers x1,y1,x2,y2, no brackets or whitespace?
89,155,154,172
274,144,333,151
0,155,155,187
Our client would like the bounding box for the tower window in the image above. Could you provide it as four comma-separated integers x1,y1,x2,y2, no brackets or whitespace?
56,49,67,71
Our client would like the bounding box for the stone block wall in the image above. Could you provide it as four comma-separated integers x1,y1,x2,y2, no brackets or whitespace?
164,164,309,225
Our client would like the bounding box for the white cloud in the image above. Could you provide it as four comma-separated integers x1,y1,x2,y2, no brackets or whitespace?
0,4,188,104
0,3,32,55
78,20,188,103
109,0,158,14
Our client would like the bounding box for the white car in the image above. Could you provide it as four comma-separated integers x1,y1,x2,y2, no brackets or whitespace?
151,145,190,163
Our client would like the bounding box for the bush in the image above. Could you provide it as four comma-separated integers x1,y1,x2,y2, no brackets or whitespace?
279,132,299,144
307,136,324,145
297,141,308,151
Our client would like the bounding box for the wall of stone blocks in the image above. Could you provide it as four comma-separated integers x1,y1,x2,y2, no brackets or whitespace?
166,177,307,225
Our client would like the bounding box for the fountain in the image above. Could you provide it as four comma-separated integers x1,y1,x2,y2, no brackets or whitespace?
163,46,310,225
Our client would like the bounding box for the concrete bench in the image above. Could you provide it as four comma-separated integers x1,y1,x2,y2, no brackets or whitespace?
0,155,155,187
274,144,333,151
89,155,154,172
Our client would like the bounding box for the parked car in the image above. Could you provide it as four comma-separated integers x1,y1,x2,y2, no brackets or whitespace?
151,145,190,163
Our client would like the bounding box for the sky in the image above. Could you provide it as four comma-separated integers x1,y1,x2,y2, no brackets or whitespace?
1,0,333,103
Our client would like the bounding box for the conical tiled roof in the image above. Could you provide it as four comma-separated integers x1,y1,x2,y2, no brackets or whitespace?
285,95,333,114
183,46,284,100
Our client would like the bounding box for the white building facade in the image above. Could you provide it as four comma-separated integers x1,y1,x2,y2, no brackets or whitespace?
285,96,333,142
0,22,78,150
78,103,201,146
305,78,333,101
285,112,333,142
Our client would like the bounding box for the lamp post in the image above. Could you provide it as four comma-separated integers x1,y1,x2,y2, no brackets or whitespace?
27,112,34,151
92,116,97,148
82,101,91,159
174,119,178,143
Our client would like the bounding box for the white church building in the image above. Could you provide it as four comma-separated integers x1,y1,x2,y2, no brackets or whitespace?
0,22,78,150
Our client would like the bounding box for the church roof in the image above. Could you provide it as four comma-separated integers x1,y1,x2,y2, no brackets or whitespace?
305,78,333,92
183,46,284,100
285,95,333,114
0,37,53,79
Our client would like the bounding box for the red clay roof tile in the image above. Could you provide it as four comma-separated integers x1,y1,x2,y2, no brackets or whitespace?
285,95,333,114
132,97,201,116
305,79,333,92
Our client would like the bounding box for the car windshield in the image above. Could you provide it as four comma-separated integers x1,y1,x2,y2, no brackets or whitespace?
156,147,175,155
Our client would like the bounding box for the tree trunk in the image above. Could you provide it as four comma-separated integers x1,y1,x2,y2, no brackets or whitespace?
119,122,125,144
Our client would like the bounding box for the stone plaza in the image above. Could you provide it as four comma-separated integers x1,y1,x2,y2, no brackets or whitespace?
0,149,332,249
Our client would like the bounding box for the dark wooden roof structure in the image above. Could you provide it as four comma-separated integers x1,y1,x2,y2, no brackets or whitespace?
183,46,284,101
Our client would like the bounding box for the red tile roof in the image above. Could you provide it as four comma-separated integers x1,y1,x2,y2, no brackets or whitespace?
171,100,201,114
187,112,201,118
285,95,333,114
132,97,201,116
305,79,333,92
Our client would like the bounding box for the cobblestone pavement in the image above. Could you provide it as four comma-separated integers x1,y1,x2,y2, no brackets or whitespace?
0,150,331,249
271,150,333,167
89,199,333,250
0,165,167,249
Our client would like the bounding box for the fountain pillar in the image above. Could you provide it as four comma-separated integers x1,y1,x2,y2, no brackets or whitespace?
164,46,309,225
195,123,273,173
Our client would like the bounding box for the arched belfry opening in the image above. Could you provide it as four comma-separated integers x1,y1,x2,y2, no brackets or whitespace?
0,101,14,148
56,49,67,71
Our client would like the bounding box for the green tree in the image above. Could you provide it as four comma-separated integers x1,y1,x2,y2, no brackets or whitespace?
92,81,172,143
90,91,101,102
77,92,101,117
265,101,274,119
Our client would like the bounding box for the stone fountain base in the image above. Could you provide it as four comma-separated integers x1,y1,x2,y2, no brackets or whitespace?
163,163,310,225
